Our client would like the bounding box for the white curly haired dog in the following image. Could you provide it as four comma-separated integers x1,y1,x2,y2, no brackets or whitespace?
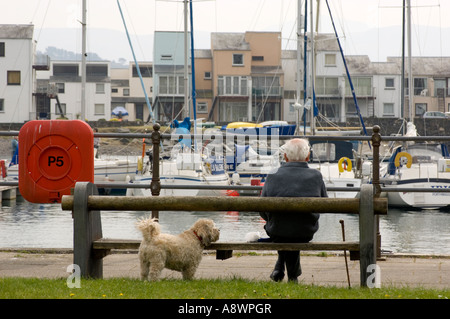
136,218,220,281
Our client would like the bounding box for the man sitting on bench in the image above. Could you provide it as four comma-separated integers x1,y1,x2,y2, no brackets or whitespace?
260,138,328,283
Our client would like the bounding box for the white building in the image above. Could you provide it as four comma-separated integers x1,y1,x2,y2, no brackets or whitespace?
0,25,34,123
36,60,111,121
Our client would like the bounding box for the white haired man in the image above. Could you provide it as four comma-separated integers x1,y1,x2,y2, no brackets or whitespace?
260,138,327,283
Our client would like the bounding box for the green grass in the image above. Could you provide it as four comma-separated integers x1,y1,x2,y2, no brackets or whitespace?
0,277,448,299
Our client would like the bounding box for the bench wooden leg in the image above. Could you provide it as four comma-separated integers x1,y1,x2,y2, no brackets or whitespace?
73,182,104,279
359,184,377,287
216,250,233,260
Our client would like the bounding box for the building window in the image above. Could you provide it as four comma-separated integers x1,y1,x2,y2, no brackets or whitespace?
414,78,427,96
383,103,395,116
112,88,118,93
56,83,65,94
123,88,130,96
0,42,5,57
53,64,78,76
345,77,372,96
55,103,66,115
415,103,427,116
252,76,281,96
252,56,264,61
324,54,336,66
345,100,358,117
204,72,211,79
96,83,105,94
434,79,446,97
87,64,108,76
315,77,339,95
0,99,4,112
95,103,105,115
133,65,152,78
385,78,395,89
7,71,21,85
159,75,184,95
232,54,244,66
161,54,172,60
218,76,248,96
197,102,208,113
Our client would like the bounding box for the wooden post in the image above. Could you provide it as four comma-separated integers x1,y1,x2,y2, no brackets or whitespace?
73,182,103,278
150,123,161,220
359,184,377,287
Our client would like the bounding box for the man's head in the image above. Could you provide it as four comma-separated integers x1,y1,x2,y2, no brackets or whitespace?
283,138,310,162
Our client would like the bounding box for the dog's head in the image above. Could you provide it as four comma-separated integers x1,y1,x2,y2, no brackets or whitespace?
191,218,220,247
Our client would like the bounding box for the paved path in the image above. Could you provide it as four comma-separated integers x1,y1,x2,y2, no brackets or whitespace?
0,250,449,289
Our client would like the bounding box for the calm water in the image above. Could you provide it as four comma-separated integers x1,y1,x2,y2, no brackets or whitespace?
0,199,449,255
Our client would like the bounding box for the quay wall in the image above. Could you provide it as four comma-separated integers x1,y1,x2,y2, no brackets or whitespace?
1,118,449,138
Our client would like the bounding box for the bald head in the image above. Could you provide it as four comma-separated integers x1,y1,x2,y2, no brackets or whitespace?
283,138,310,162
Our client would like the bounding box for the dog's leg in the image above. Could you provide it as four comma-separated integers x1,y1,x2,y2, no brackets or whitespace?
149,261,165,281
182,266,197,280
140,259,150,281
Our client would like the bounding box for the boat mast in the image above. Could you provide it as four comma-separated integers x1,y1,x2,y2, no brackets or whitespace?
296,0,302,133
407,0,413,123
189,0,198,150
309,0,315,135
81,0,87,121
183,0,189,119
401,0,405,133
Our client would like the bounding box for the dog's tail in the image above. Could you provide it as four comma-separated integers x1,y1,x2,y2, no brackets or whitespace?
136,217,161,241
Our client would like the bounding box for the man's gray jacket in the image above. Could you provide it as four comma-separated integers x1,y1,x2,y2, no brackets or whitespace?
260,161,327,240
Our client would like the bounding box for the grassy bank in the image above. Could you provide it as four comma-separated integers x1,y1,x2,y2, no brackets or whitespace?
1,277,448,299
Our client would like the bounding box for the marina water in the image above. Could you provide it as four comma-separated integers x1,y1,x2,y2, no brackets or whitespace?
1,199,449,255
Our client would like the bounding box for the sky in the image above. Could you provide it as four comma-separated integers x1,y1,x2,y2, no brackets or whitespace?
1,0,449,63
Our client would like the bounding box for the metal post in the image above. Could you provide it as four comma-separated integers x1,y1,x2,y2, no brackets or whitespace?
371,125,381,197
80,0,87,121
150,123,161,219
371,125,382,258
73,182,103,278
359,184,377,287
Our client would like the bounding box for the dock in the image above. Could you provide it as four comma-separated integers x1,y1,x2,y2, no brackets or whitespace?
0,185,18,208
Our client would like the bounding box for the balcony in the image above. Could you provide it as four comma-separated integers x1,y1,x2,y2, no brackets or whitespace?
252,86,283,97
33,54,50,71
217,85,249,97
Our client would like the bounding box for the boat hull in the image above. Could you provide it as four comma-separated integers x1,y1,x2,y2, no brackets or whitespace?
383,179,450,209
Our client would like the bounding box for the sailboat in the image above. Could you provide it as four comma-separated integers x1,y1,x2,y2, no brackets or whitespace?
294,0,373,199
122,0,230,197
379,1,450,209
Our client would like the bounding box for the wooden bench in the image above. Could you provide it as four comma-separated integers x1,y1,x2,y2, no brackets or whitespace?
61,182,387,287
92,238,361,261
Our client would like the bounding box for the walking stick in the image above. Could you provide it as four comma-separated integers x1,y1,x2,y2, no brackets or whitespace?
339,219,351,288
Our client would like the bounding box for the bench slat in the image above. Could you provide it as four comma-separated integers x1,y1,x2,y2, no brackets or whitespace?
208,242,359,251
92,239,359,251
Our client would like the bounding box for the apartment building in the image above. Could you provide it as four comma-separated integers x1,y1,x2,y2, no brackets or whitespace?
152,31,190,123
208,32,284,124
0,25,35,123
111,62,153,122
